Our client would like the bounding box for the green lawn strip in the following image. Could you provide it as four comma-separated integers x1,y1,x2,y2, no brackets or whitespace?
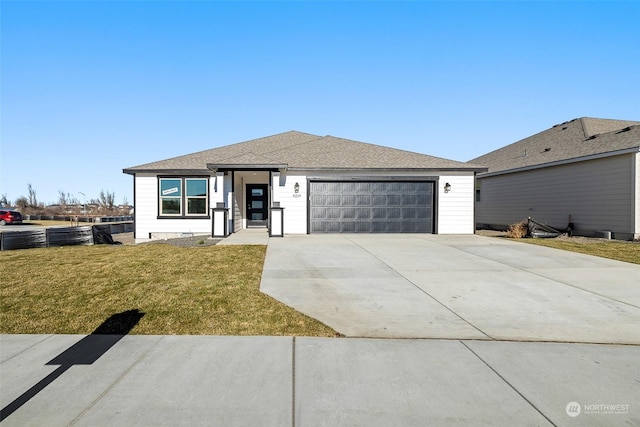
516,238,640,265
0,244,336,336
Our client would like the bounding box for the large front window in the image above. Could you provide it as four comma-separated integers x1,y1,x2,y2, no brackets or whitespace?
159,177,209,217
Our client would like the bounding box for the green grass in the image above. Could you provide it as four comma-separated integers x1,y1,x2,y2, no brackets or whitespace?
517,238,640,265
0,244,337,336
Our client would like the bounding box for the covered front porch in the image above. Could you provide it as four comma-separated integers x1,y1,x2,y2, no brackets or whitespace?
209,164,287,237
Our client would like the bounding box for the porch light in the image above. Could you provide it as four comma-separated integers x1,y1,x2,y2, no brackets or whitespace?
294,182,300,193
444,182,451,193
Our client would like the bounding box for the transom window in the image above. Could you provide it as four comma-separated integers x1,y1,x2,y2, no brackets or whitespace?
159,177,209,217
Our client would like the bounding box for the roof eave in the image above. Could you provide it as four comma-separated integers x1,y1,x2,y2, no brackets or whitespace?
477,146,640,178
122,168,213,175
287,166,488,173
206,163,288,172
124,165,489,175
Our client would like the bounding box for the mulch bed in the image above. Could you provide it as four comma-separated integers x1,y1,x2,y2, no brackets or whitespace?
113,233,220,247
143,236,221,247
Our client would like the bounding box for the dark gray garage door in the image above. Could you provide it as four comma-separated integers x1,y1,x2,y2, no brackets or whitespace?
309,181,434,233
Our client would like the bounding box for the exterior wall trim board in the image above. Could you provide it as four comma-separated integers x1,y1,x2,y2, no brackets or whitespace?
207,163,288,171
305,175,440,181
124,168,212,175
290,167,487,173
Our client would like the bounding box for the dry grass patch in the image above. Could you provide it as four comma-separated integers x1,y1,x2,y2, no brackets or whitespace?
506,221,528,239
0,244,337,336
520,238,640,265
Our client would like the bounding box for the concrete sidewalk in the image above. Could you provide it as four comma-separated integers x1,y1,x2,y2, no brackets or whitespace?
261,234,640,343
1,334,638,426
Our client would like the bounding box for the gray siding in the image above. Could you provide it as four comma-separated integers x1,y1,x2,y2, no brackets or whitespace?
476,154,636,236
232,193,241,233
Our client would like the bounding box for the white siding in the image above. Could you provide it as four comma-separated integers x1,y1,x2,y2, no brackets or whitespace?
133,173,214,240
437,173,476,234
476,154,636,236
276,174,308,234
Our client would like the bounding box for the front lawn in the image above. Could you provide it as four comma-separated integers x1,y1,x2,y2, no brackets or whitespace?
519,238,640,265
0,244,337,336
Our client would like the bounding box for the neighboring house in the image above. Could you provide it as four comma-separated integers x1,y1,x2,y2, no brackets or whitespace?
123,131,486,240
470,117,640,240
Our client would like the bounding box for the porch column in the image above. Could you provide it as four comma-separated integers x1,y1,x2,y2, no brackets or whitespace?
271,171,280,204
213,171,225,206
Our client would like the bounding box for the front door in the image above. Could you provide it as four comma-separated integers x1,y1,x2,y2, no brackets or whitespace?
246,184,268,227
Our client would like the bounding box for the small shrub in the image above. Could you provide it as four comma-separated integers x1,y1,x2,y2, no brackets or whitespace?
506,221,528,239
197,239,205,245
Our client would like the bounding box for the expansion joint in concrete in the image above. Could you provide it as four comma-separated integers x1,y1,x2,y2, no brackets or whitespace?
460,341,557,427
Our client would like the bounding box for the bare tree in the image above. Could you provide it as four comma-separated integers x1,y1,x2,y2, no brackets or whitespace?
99,190,116,213
15,196,29,211
58,190,68,214
0,194,9,207
27,184,38,208
57,191,80,214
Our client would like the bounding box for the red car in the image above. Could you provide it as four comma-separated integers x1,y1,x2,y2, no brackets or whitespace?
0,209,23,225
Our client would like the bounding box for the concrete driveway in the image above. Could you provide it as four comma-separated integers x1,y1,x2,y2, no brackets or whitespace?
261,234,640,343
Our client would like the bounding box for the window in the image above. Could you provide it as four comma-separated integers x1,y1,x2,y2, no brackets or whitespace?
159,177,209,217
160,179,182,215
186,179,207,215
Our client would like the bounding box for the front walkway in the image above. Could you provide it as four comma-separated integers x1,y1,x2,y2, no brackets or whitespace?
216,228,269,245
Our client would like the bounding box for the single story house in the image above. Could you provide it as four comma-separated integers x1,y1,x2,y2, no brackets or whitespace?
123,131,487,240
470,117,640,240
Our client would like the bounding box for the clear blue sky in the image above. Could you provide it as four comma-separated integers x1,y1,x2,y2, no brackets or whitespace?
1,1,638,206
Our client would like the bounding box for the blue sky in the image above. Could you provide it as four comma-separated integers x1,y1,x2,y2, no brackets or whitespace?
1,1,638,205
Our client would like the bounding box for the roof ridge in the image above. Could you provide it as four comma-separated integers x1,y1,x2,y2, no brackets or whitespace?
321,134,447,159
260,134,327,156
578,117,589,139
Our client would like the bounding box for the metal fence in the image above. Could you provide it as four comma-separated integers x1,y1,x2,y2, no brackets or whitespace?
22,215,134,223
0,222,133,251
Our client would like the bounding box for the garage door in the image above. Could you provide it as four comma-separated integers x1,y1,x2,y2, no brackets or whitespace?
309,181,434,233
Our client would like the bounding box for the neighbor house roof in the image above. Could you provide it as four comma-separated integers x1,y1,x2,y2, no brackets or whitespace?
124,131,487,174
470,117,640,176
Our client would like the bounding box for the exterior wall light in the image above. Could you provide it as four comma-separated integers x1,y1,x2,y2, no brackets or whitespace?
294,182,300,193
444,182,452,193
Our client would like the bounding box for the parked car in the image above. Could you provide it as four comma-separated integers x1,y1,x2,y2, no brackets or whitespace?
0,209,23,225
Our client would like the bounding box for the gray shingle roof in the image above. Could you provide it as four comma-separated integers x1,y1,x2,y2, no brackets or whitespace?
124,131,486,174
470,117,640,175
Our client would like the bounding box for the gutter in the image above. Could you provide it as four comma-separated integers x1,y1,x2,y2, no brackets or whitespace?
286,166,489,173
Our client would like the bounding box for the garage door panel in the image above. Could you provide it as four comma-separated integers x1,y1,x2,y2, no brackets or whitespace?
417,208,432,219
309,181,434,234
341,195,356,206
387,208,401,219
